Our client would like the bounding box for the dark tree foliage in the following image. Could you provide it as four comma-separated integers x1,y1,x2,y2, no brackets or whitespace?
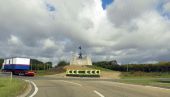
45,62,53,68
57,60,69,67
93,61,170,72
30,59,52,70
0,58,4,69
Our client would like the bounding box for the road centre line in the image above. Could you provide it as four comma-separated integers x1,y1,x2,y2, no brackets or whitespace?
61,80,82,86
94,90,105,97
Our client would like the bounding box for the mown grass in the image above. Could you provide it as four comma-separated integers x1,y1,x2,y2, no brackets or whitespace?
115,71,170,89
86,65,113,71
35,70,57,76
0,78,27,97
35,67,65,76
121,71,170,78
35,65,113,76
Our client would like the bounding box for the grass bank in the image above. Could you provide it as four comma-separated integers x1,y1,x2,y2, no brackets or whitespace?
64,65,121,79
115,72,170,89
121,71,170,78
35,67,65,76
0,78,27,97
86,65,113,71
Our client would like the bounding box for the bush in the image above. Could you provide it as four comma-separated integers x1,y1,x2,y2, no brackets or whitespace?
94,61,170,72
57,60,69,67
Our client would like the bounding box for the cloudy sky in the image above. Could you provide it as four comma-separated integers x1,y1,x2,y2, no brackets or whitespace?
0,0,170,64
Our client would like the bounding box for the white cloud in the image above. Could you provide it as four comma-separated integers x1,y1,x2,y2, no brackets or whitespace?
107,0,158,26
43,38,56,49
8,35,22,45
163,2,170,13
0,0,170,64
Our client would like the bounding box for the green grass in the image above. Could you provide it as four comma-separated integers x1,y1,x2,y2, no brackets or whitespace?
0,78,27,97
116,78,170,89
121,71,170,78
115,72,170,89
87,65,113,72
35,65,108,76
35,70,57,76
35,68,65,76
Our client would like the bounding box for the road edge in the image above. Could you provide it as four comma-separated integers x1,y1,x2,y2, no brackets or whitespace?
113,81,170,91
29,80,38,97
17,80,38,97
17,80,32,97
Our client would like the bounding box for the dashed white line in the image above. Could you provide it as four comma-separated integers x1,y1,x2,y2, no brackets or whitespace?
29,81,38,97
94,90,105,97
61,80,82,86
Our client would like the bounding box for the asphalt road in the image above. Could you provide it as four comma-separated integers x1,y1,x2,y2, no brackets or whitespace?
25,76,170,97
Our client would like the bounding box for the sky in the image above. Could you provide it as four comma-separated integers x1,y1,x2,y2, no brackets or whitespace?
0,0,170,65
101,0,113,9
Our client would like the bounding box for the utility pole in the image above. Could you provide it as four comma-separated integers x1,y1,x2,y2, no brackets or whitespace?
47,64,49,70
30,60,32,70
31,64,32,70
44,64,45,70
127,64,129,72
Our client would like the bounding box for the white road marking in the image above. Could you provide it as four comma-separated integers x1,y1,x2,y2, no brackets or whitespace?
29,81,38,97
94,90,105,97
61,80,82,86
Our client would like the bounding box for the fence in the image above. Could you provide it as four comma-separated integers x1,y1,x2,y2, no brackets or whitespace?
66,70,100,77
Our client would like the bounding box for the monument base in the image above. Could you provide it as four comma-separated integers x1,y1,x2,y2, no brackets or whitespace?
70,56,92,66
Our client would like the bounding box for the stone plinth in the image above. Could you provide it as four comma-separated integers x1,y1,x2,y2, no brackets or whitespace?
70,55,92,66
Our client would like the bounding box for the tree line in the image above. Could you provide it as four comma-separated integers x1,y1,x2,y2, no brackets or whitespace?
93,61,170,72
55,60,69,67
30,59,53,70
0,59,3,68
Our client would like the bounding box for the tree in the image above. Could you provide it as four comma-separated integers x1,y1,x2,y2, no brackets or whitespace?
45,62,53,69
57,60,68,67
30,59,53,70
0,58,4,69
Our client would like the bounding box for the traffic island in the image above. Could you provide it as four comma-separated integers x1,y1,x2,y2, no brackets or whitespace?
66,70,100,77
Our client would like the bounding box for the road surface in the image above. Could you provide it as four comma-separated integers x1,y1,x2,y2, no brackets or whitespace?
24,76,170,97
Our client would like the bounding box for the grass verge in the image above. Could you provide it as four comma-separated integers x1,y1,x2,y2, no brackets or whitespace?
35,65,113,76
121,71,170,78
0,78,27,97
115,72,170,89
86,65,113,71
35,67,65,76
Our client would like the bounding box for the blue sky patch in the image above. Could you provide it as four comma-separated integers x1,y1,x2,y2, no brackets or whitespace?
45,2,56,12
156,1,170,19
101,0,113,10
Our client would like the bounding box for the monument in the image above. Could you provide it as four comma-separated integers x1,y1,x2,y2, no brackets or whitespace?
70,46,92,66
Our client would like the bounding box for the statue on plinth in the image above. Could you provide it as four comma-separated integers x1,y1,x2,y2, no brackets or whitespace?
70,46,92,66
